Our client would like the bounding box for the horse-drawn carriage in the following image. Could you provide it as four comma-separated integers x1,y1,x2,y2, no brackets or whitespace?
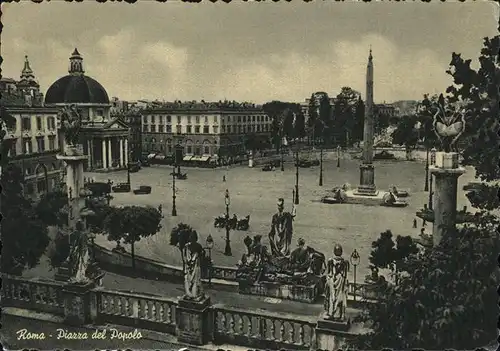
214,214,251,231
112,182,131,193
262,164,275,172
133,185,152,195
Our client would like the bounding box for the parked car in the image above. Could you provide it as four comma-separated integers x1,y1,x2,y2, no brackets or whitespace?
374,150,396,160
133,185,152,195
112,183,131,193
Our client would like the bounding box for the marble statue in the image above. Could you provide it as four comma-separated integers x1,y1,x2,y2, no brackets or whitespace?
269,198,296,257
290,238,326,275
68,220,91,284
58,104,82,147
432,94,466,153
183,231,205,300
324,244,349,320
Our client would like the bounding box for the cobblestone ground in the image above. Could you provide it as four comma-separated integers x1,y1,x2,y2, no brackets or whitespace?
89,155,477,280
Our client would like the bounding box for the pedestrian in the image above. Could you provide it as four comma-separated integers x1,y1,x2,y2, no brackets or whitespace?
223,175,226,182
413,218,417,228
422,219,427,227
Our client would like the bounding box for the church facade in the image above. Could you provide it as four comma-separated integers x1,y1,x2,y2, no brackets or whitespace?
44,49,129,172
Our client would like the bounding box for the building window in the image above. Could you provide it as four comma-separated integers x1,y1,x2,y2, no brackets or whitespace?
22,117,31,131
187,145,193,154
186,125,192,134
36,117,42,131
252,116,256,122
257,125,261,132
37,179,47,193
96,109,104,117
238,116,241,123
214,116,218,123
151,125,156,132
195,126,200,133
213,126,219,134
166,125,172,133
151,115,156,124
177,116,181,124
22,138,32,154
227,116,231,123
48,136,56,150
204,146,210,154
238,126,242,133
36,137,45,152
143,125,148,132
203,126,209,134
159,115,164,124
49,117,56,130
187,116,192,124
167,115,171,123
222,125,226,133
195,116,200,124
195,147,201,156
159,125,164,133
176,125,182,134
204,116,208,124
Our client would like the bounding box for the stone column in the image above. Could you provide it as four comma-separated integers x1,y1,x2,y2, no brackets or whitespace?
87,139,92,170
102,138,107,169
107,138,112,169
431,152,466,246
176,296,212,345
124,139,129,165
119,138,124,167
89,138,94,170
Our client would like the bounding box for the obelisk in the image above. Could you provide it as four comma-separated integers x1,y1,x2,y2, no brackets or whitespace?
355,49,378,196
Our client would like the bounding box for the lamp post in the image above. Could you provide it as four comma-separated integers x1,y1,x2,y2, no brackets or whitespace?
206,234,214,286
350,249,360,302
224,189,232,256
171,165,177,216
280,139,285,172
336,145,341,168
294,146,299,205
319,145,324,186
424,147,429,192
428,147,436,210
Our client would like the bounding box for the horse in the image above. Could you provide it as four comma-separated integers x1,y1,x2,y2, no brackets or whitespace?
213,216,226,228
236,215,251,230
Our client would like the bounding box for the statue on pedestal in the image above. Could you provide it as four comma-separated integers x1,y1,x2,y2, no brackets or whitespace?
183,231,205,301
68,220,91,284
58,104,82,154
269,198,296,257
432,94,466,153
324,244,349,320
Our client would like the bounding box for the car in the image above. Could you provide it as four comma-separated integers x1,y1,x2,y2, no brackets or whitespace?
374,150,396,160
112,183,131,193
133,185,152,195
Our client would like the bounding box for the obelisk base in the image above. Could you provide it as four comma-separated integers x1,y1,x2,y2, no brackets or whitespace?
354,164,378,196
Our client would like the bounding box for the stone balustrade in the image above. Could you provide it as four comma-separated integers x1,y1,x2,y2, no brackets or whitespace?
213,304,316,350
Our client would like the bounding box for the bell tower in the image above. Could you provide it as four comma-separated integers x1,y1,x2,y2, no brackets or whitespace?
69,48,85,75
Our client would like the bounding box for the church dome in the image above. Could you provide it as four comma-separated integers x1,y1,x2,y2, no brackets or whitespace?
44,48,110,105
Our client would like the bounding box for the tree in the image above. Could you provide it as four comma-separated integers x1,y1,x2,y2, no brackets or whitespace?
35,189,68,226
1,164,49,275
391,115,419,159
352,97,365,143
103,205,162,270
308,92,331,145
170,222,196,272
263,101,290,151
445,35,500,182
333,87,361,145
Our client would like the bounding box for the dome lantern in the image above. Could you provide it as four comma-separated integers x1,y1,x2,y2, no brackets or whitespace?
69,48,85,75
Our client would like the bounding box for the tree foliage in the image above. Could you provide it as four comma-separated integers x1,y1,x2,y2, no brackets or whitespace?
103,205,162,269
391,115,419,157
307,92,331,144
35,190,68,226
369,230,418,277
445,35,500,181
1,164,49,275
332,87,363,145
170,222,197,272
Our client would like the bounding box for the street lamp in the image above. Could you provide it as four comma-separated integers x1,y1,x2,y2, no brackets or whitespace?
171,165,177,216
428,148,436,210
424,147,430,192
336,145,341,168
294,145,300,205
206,234,214,286
319,145,324,186
350,249,360,302
224,189,232,256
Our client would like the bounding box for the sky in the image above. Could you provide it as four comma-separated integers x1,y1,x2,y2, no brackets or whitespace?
1,1,498,104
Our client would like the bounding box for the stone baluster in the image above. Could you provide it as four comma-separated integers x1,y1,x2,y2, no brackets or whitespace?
131,298,139,318
229,314,235,334
289,324,295,344
270,319,276,340
279,322,285,341
298,325,305,345
238,315,244,334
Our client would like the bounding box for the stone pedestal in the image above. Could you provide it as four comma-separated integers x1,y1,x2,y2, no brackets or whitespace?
55,261,72,282
248,151,254,168
354,164,378,196
57,149,88,229
314,313,351,350
176,295,212,345
62,281,97,326
430,153,465,246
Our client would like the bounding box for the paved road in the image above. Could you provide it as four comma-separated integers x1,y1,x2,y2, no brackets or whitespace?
88,156,476,280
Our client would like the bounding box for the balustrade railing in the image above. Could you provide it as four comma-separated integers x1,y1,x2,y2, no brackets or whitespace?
210,266,238,281
94,288,177,334
213,305,315,350
1,275,65,316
